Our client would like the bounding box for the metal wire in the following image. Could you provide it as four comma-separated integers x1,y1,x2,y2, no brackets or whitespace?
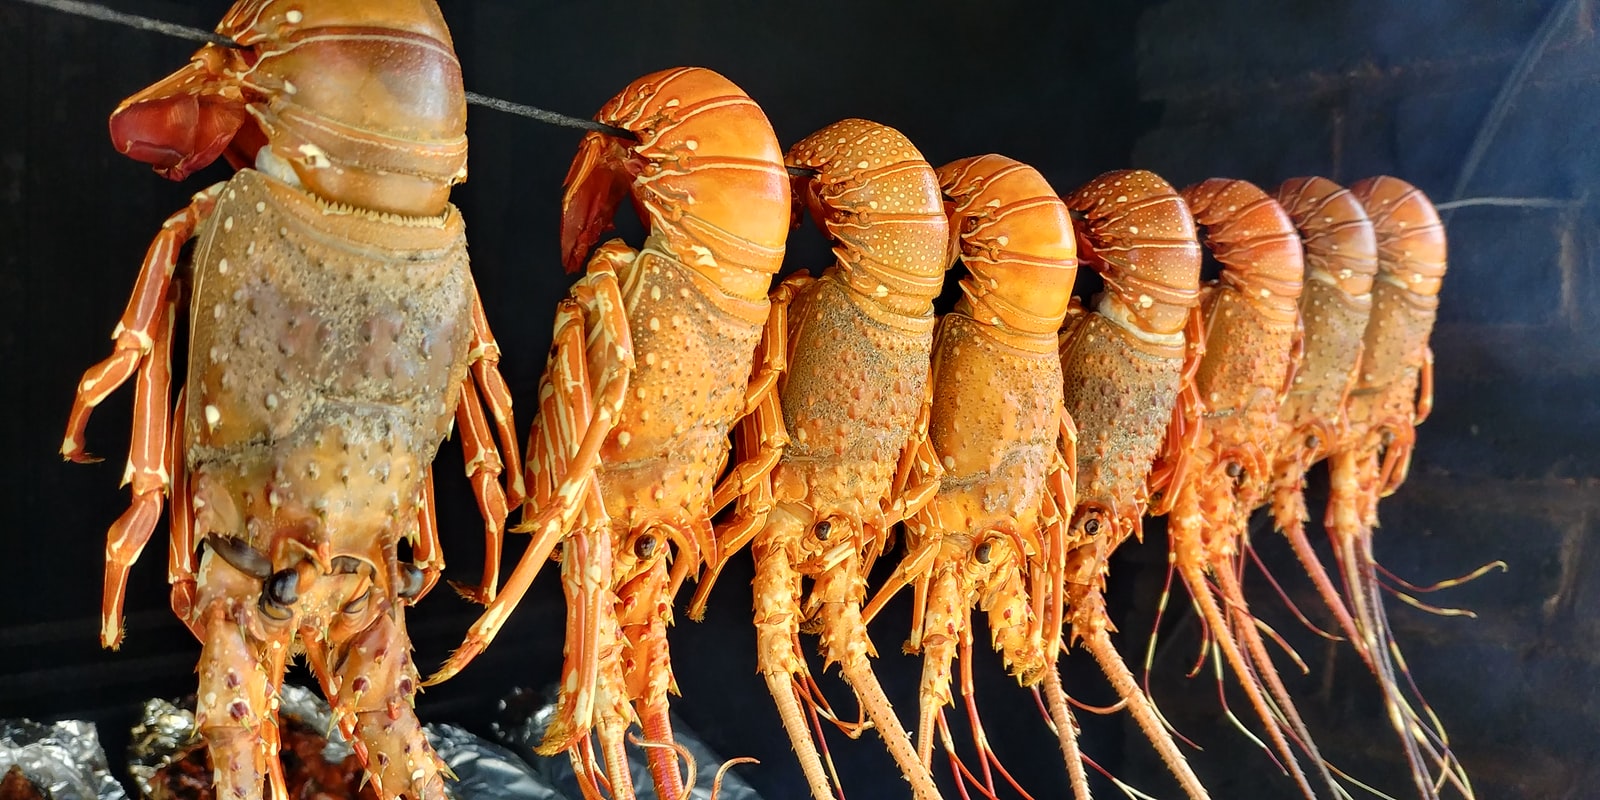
6,0,831,176
6,0,631,139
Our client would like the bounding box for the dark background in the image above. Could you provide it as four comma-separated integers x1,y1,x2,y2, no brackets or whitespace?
2,1,1596,799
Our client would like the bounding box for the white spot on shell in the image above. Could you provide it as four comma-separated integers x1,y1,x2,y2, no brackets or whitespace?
285,9,303,23
204,405,221,430
617,431,632,448
224,216,234,232
297,143,330,168
217,258,229,275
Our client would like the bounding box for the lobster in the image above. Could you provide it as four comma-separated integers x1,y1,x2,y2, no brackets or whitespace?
423,67,792,800
688,118,949,800
1147,178,1343,800
858,154,1079,797
61,2,522,797
1267,176,1379,655
1042,169,1211,800
1321,177,1485,799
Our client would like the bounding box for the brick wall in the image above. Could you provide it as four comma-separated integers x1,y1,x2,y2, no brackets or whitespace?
1120,1,1600,797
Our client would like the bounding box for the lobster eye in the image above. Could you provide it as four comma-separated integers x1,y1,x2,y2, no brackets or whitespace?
259,569,298,620
1305,434,1320,451
212,536,272,580
634,534,658,560
397,564,425,600
1083,517,1101,536
814,520,832,541
974,541,993,564
1225,461,1244,480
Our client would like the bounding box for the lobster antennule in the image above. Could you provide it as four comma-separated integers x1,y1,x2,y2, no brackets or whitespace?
938,154,1079,336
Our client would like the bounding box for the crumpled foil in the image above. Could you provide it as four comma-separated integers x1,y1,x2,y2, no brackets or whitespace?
0,718,128,800
129,686,565,800
493,685,765,800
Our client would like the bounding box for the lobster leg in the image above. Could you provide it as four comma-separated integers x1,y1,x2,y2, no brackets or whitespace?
167,389,197,631
306,603,449,800
859,537,940,625
1040,411,1079,660
750,524,834,800
410,467,445,604
450,376,510,604
885,377,944,527
63,183,220,463
100,292,177,649
687,389,785,621
468,285,526,507
192,555,290,800
621,557,688,799
426,251,633,684
709,276,800,517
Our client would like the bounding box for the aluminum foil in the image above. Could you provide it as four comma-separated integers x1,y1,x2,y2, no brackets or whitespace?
0,718,128,800
128,686,564,800
493,685,764,800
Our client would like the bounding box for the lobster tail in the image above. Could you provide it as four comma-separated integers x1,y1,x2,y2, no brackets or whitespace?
1349,177,1447,401
1181,179,1304,325
786,119,949,317
565,67,790,288
937,154,1079,336
1066,169,1202,338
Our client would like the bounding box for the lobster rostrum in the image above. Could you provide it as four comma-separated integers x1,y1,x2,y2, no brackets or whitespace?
425,67,792,800
1323,177,1487,800
689,118,948,800
62,2,523,797
1149,178,1342,800
857,154,1080,797
1045,169,1211,800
